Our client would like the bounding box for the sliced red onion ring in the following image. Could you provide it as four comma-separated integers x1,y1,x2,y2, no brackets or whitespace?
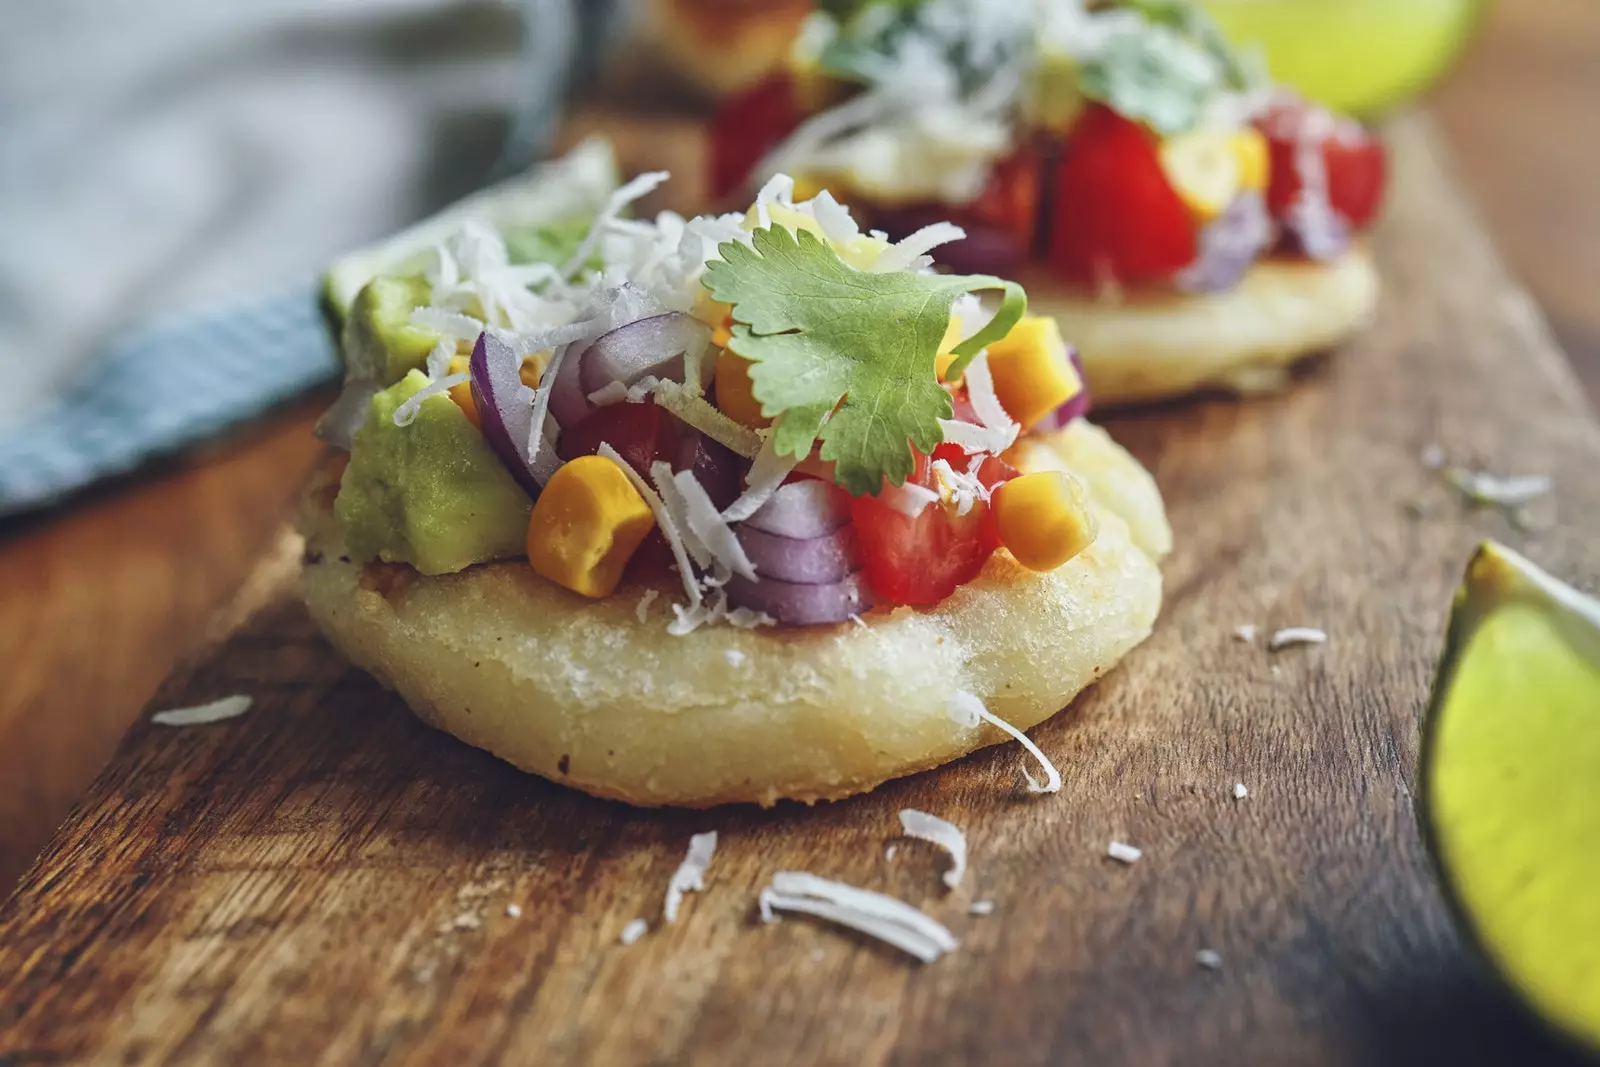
737,526,861,585
1031,346,1092,431
549,313,713,429
724,573,872,627
1177,192,1272,295
547,339,591,430
676,432,744,511
743,479,851,539
580,313,712,395
468,330,542,497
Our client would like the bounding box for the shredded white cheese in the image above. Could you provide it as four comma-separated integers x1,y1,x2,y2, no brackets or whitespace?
1444,468,1553,508
673,469,759,580
1232,623,1258,643
651,382,764,459
1233,782,1249,800
563,171,670,280
948,691,1062,794
392,372,470,427
619,918,649,945
961,354,1020,447
1196,949,1224,970
664,832,718,923
937,416,1016,456
871,221,968,274
151,695,253,727
636,589,659,623
603,444,702,614
722,432,799,523
1108,841,1143,864
968,900,996,917
1269,627,1328,651
880,480,940,518
757,871,959,963
897,809,968,890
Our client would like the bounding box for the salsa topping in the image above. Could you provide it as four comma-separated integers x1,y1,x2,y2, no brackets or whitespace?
330,165,1101,631
709,0,1387,294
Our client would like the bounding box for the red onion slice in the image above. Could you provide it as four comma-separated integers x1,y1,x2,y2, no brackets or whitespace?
725,573,872,627
468,330,542,497
737,526,862,585
1177,192,1272,295
579,312,713,396
676,432,744,511
744,479,851,539
547,339,591,430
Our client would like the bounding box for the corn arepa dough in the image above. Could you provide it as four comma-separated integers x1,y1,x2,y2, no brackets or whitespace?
300,420,1169,806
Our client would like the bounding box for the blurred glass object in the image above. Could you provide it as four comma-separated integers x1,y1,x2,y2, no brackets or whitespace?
1200,0,1488,116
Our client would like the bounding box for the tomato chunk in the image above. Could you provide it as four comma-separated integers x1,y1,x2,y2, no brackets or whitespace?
1047,105,1197,288
709,74,802,202
850,451,1012,608
1258,100,1387,231
557,399,679,480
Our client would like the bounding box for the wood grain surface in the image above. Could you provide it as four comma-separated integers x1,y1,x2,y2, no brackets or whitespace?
1,0,1596,902
0,115,1595,1067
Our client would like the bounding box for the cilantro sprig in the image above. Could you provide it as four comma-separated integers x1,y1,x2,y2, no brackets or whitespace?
704,226,1026,497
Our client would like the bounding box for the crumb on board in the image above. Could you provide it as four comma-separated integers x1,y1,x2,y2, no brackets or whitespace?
1232,623,1258,643
620,919,648,945
506,904,522,918
1108,841,1143,865
969,900,996,916
1196,949,1224,971
1269,627,1327,651
1233,782,1249,800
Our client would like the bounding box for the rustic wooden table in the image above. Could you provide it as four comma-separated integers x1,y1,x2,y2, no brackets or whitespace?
0,0,1594,906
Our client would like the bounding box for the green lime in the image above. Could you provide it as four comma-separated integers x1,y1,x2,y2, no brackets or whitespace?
1421,542,1600,1054
1200,0,1487,117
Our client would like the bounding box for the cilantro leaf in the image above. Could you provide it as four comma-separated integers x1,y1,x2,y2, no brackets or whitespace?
704,226,1025,497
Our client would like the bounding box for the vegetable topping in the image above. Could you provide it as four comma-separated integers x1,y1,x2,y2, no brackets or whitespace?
330,167,1103,632
705,0,1387,295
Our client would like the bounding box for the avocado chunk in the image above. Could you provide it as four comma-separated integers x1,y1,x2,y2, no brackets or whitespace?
336,371,533,575
341,275,444,388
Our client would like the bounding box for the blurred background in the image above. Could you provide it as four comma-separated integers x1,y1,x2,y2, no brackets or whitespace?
0,0,1595,890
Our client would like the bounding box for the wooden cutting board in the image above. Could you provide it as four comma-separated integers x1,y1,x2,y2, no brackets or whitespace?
1,115,1595,1067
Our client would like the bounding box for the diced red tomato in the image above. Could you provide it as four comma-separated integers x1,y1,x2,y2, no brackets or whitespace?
1258,100,1387,230
1047,104,1198,288
557,399,678,480
709,74,803,202
850,450,1014,608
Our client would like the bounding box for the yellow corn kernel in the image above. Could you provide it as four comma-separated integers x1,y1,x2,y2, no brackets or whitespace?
446,356,481,429
982,316,1083,429
715,347,771,429
1233,128,1270,193
526,456,656,598
1160,129,1242,223
992,471,1098,573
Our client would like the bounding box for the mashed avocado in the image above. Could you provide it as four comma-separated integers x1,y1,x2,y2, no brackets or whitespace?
336,371,532,575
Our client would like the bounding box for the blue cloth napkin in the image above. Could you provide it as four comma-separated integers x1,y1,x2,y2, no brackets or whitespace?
0,287,337,517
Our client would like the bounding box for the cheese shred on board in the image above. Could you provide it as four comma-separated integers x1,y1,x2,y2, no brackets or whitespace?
663,831,718,923
948,690,1062,793
150,695,253,727
758,871,959,963
897,809,968,889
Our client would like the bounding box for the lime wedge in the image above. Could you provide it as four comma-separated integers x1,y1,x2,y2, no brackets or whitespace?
1201,0,1486,117
322,138,620,321
1422,541,1600,1054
